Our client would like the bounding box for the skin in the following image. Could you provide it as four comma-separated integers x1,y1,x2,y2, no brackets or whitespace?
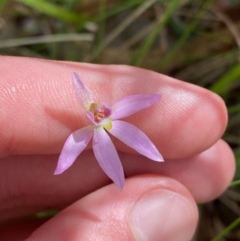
0,56,235,241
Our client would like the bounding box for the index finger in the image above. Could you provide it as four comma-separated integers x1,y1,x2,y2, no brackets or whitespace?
0,56,227,158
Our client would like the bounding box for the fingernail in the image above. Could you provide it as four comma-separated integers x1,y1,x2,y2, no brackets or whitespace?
129,189,196,241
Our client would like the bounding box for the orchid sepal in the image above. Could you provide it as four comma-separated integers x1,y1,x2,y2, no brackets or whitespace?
111,94,161,120
108,120,163,162
54,125,94,175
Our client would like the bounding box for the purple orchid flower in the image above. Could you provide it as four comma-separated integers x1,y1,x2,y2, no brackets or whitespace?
54,72,164,189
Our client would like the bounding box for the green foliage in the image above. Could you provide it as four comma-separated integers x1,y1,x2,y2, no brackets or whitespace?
210,217,240,241
230,179,240,187
35,209,59,218
16,0,89,24
158,0,216,71
129,0,180,66
0,0,8,14
96,0,145,21
210,64,240,95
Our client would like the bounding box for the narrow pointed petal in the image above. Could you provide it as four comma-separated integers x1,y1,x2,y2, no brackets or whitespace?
109,120,164,162
111,94,161,120
72,72,94,110
54,126,94,175
92,126,125,190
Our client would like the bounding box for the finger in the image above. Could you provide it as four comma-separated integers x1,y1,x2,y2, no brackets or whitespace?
123,139,235,203
26,176,198,241
0,56,227,158
0,218,46,241
0,140,234,221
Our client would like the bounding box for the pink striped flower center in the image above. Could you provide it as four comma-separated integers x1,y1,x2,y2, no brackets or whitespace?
93,107,111,123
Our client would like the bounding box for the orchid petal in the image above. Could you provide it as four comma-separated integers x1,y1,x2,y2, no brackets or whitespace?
72,72,94,110
111,94,161,120
54,126,94,175
109,120,164,162
93,126,124,189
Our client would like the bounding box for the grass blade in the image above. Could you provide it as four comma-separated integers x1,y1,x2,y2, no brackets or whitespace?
210,217,240,241
0,33,93,48
15,0,88,24
90,0,158,60
129,0,180,66
210,64,240,95
96,0,144,21
230,180,240,187
159,0,216,71
0,0,8,14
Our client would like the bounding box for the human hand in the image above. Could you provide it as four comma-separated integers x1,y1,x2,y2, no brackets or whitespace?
0,56,235,241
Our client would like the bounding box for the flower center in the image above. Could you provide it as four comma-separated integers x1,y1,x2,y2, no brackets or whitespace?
93,107,110,123
89,103,112,130
94,111,106,123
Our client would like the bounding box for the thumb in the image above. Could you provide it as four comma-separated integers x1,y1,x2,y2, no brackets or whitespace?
26,175,198,241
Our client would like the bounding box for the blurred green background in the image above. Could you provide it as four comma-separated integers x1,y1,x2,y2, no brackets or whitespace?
0,0,240,240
